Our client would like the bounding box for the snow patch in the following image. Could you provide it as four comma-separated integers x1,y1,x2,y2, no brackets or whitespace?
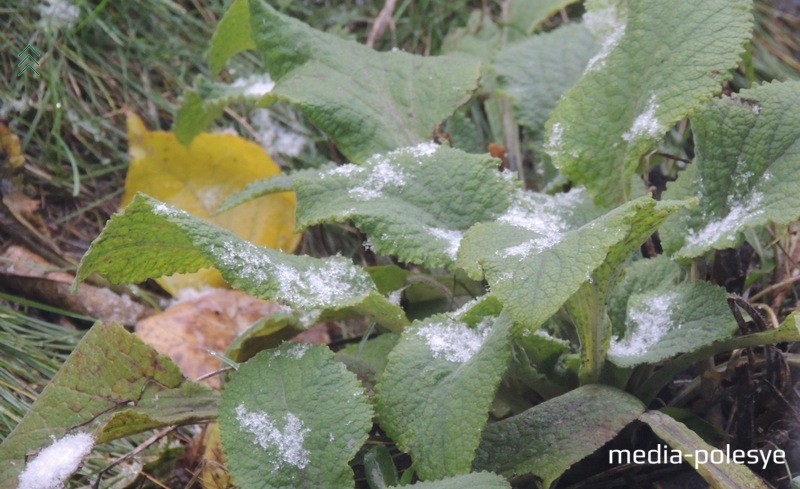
425,226,463,260
387,289,403,306
150,201,186,219
545,123,564,158
251,109,307,157
231,74,275,98
685,193,763,250
37,0,80,31
273,258,370,310
497,189,584,257
622,95,663,143
18,432,94,489
609,292,679,357
416,318,492,363
585,22,625,72
349,160,406,200
286,343,311,360
235,405,310,470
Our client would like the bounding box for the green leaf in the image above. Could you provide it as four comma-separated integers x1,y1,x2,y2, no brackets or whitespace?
608,281,735,368
179,0,481,161
607,256,682,335
99,382,219,443
457,190,685,332
507,0,583,37
473,385,644,487
376,310,513,480
494,23,598,140
208,0,255,74
638,312,800,402
640,410,770,489
0,323,212,489
661,81,800,258
219,343,373,489
76,194,376,315
218,165,334,214
544,0,753,206
364,445,399,489
295,145,512,269
441,10,502,63
338,333,399,379
388,472,511,489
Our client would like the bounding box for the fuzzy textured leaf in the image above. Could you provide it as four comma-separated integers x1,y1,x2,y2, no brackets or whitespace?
296,144,512,269
494,23,598,140
641,411,770,488
457,191,685,332
376,310,513,480
76,194,376,315
219,344,373,489
178,0,481,162
544,0,752,206
218,165,334,214
608,281,735,368
0,323,212,489
661,81,800,258
474,385,644,487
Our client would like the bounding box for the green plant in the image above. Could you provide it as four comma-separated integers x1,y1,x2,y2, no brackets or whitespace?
3,0,800,487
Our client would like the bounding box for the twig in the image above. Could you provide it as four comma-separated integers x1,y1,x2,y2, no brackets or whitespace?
367,0,398,48
93,426,176,488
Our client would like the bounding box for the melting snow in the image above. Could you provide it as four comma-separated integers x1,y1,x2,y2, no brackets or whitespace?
37,0,80,31
273,258,370,310
584,2,622,38
545,123,564,158
286,343,311,359
623,95,662,142
349,160,406,200
251,109,307,157
231,74,276,98
497,189,584,258
416,318,492,363
425,226,463,260
610,292,679,357
585,22,625,72
685,193,763,250
18,432,94,489
150,201,187,219
235,405,311,469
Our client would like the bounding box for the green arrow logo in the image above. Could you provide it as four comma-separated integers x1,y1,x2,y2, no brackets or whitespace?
17,44,42,77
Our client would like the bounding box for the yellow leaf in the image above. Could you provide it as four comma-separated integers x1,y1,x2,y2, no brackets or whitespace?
122,112,301,295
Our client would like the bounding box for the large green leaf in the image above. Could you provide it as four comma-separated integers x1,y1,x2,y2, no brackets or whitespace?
494,23,598,140
219,344,373,489
217,165,334,214
544,0,752,206
0,323,215,489
457,190,685,332
661,81,800,258
473,385,644,487
376,310,513,480
608,281,735,368
295,145,512,269
640,410,770,488
208,0,254,75
76,194,377,317
177,0,481,162
389,473,511,489
607,256,682,335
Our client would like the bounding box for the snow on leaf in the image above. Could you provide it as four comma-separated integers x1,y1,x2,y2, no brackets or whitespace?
230,73,275,97
179,0,481,162
545,0,752,206
415,318,492,364
609,292,678,358
661,81,800,259
235,405,310,469
219,345,373,488
18,433,94,489
295,145,512,269
376,312,513,480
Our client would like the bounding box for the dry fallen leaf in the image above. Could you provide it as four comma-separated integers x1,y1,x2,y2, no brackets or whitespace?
0,245,152,324
135,289,333,388
122,112,301,295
